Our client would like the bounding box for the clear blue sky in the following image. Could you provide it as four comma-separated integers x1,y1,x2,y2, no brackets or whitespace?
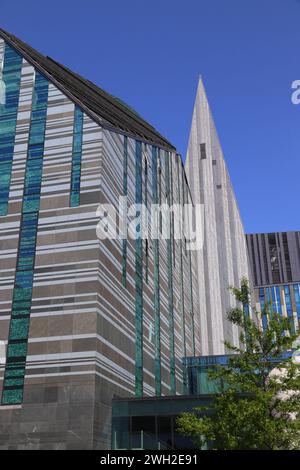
2,0,299,233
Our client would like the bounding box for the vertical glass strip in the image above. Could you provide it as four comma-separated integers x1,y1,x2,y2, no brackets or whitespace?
144,152,149,283
271,286,282,315
241,280,250,319
165,151,176,395
121,136,128,287
283,285,294,333
171,157,176,268
158,153,162,233
152,146,161,396
182,168,196,355
135,140,143,397
0,43,23,216
259,287,268,331
188,244,195,355
293,284,300,324
2,72,49,405
70,105,83,207
266,286,271,305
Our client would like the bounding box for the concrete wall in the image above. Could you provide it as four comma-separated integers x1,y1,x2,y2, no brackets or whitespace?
185,79,251,355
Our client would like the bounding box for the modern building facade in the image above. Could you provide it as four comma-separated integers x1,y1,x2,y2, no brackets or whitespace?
246,231,300,331
0,28,291,451
0,29,200,449
111,350,296,450
185,79,251,356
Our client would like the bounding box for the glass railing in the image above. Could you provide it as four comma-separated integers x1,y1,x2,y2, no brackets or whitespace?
112,430,172,450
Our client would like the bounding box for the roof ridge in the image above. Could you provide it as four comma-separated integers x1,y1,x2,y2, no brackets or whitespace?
0,27,175,150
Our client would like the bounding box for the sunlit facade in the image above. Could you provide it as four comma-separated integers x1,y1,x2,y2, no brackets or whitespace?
185,79,251,355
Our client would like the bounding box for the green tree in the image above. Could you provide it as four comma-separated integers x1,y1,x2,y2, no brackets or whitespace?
177,278,300,450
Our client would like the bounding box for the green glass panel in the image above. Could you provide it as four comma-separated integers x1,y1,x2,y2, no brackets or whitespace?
0,43,23,216
122,136,128,287
135,140,143,397
177,156,187,393
1,388,23,405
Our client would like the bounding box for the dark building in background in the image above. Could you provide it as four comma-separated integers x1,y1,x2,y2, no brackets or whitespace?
246,232,300,331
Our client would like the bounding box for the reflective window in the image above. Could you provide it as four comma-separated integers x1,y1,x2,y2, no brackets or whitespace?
70,106,83,207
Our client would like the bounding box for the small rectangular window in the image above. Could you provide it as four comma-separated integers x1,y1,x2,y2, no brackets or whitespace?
200,143,206,159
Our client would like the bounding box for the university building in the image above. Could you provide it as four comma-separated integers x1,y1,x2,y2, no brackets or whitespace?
0,28,294,450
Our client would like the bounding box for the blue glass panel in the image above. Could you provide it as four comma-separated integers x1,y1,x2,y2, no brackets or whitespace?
0,43,23,215
165,151,176,395
271,286,282,315
283,285,295,333
259,287,268,331
1,71,49,405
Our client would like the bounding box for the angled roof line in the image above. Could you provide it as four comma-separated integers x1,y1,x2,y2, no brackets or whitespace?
0,27,175,151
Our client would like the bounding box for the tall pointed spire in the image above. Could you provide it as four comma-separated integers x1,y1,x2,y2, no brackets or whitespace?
185,78,250,355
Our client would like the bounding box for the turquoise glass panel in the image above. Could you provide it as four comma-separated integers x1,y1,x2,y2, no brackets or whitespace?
177,156,187,392
284,285,295,332
165,151,176,395
293,284,300,323
271,286,282,315
135,140,143,397
259,287,268,330
1,71,49,405
0,43,23,215
70,106,83,207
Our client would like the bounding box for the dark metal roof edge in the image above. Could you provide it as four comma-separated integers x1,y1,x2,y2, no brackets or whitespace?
176,153,195,206
0,28,176,152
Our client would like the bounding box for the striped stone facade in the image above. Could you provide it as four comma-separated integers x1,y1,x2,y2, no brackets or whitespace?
0,35,200,449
